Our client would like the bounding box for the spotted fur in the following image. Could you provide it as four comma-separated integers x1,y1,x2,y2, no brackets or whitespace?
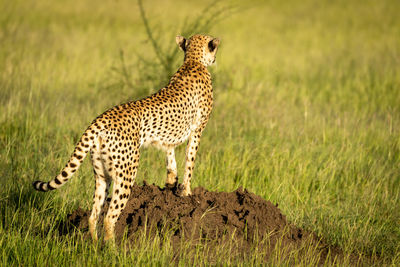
32,34,220,241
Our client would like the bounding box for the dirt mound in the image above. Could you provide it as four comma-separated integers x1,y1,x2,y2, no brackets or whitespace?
61,182,346,264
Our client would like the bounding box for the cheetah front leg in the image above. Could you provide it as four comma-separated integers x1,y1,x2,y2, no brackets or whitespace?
165,147,178,188
181,130,202,196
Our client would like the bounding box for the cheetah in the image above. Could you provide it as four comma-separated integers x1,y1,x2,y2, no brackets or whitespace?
32,34,220,242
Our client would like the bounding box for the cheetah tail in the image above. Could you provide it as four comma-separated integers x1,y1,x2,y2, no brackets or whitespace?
32,127,95,192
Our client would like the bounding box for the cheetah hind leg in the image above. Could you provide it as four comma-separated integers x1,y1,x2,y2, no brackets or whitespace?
88,138,112,242
103,145,139,242
89,172,110,242
165,147,178,189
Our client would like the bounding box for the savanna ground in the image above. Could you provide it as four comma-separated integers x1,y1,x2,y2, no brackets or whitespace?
1,0,399,265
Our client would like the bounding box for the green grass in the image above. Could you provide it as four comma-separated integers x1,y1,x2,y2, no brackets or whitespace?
1,0,399,265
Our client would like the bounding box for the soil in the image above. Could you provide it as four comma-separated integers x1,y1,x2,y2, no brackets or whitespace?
60,181,351,264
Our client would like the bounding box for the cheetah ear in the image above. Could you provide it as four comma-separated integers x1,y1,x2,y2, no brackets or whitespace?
176,35,187,52
208,38,220,52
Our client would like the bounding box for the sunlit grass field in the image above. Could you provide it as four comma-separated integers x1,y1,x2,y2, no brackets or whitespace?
1,0,399,265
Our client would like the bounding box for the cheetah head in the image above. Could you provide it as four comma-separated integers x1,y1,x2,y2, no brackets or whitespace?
176,34,220,67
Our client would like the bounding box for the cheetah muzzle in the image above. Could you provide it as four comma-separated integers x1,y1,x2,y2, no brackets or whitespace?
32,34,220,242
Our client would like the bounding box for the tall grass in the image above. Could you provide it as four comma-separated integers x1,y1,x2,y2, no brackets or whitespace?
0,0,399,265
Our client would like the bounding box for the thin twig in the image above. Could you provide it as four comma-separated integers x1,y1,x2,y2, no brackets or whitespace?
137,0,169,72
